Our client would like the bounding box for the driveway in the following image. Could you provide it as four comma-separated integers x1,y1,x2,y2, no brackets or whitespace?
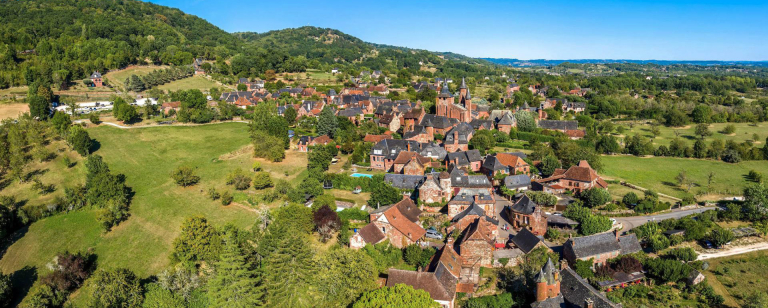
612,206,717,231
697,241,768,260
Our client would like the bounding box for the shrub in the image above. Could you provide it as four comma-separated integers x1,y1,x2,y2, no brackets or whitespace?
666,247,697,262
545,228,561,241
89,113,101,124
220,191,233,206
580,188,611,208
207,188,220,200
171,166,200,187
252,172,272,190
622,192,639,206
226,169,251,190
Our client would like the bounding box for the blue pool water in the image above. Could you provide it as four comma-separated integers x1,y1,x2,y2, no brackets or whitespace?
350,173,373,178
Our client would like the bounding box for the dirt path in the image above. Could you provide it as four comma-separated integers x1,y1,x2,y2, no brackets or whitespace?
697,241,768,260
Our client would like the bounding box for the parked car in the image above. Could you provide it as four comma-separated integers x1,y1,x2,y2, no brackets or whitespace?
701,240,714,249
425,228,443,240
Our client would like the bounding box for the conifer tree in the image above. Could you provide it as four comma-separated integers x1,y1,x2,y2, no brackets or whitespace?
207,231,264,308
258,221,316,307
317,107,338,138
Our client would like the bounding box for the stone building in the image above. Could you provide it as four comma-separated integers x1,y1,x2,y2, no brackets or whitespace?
505,194,548,236
357,198,425,249
563,230,642,267
537,160,608,194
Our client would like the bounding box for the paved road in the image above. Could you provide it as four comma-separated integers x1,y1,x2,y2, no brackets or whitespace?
612,206,717,231
494,193,514,243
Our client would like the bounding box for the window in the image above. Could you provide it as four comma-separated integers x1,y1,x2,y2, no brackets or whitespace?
373,149,382,155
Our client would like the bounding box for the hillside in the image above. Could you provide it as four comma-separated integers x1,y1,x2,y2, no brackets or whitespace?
0,0,240,88
235,27,373,64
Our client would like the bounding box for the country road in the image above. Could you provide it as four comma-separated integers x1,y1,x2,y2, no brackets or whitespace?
612,206,717,231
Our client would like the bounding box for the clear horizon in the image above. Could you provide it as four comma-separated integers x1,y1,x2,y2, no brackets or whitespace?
147,0,768,61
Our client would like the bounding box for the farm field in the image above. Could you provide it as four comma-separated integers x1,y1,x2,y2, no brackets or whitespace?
0,103,30,120
702,251,768,307
617,122,764,146
103,65,167,89
601,155,768,200
158,76,227,92
0,123,259,285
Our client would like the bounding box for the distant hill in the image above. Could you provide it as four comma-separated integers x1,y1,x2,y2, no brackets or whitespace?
235,27,373,64
482,58,768,67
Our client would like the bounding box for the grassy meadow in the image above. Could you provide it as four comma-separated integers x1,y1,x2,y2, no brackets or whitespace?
0,123,264,281
601,155,768,200
158,76,226,92
0,103,30,120
703,251,768,307
103,65,167,89
617,122,764,146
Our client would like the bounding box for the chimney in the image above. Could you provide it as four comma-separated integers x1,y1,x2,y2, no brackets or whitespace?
585,299,594,308
560,259,569,270
614,229,620,241
407,142,411,152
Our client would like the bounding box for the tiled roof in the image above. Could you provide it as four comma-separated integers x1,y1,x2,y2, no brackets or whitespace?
358,223,386,245
387,269,455,302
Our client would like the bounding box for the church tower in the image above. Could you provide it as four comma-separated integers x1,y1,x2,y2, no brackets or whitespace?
436,81,453,117
459,77,472,121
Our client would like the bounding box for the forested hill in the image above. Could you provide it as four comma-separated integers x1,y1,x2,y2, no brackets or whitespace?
0,0,241,88
235,27,373,64
0,0,497,90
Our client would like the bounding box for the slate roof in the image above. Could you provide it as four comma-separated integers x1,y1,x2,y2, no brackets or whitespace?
511,228,545,254
387,269,455,302
565,232,641,260
393,151,430,165
357,223,386,245
538,120,578,131
504,174,532,189
531,295,566,308
90,71,102,79
446,150,483,166
337,107,363,117
560,267,621,308
403,126,428,140
444,123,474,144
384,174,425,190
469,119,493,130
546,215,580,227
420,114,459,129
420,142,448,160
509,195,538,215
497,112,517,125
451,203,499,225
438,81,452,98
371,139,422,160
618,234,642,255
482,156,506,171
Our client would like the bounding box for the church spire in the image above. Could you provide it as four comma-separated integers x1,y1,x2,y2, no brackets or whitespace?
460,77,467,89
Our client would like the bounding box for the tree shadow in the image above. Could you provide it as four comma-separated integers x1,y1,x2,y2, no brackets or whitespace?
9,266,37,307
89,139,101,154
25,168,49,179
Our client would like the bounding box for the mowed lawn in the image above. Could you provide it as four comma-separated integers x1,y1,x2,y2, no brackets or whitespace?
601,155,768,199
158,76,225,92
617,122,765,146
0,123,259,279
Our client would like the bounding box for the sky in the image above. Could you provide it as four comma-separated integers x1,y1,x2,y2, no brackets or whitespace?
146,0,768,61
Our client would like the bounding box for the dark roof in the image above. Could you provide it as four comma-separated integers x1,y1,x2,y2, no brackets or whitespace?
531,295,566,308
445,123,474,144
337,107,363,117
618,234,642,255
546,215,580,227
511,228,544,254
566,232,640,260
357,223,386,244
497,113,516,125
387,269,455,302
451,203,499,225
384,174,424,190
371,139,422,160
482,156,506,171
438,81,452,98
419,142,447,160
538,120,578,131
560,267,621,308
509,195,537,215
504,174,532,189
446,150,483,166
420,114,458,129
90,71,102,79
469,119,493,130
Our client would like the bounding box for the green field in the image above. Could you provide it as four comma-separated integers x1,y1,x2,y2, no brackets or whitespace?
103,65,167,89
0,123,259,282
158,76,225,92
618,122,764,146
601,155,768,199
703,251,768,307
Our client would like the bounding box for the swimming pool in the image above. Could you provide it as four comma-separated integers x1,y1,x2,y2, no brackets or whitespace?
350,173,373,178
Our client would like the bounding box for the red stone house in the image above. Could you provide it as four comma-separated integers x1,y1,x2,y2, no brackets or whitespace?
402,108,425,132
392,151,431,175
297,135,333,152
369,139,420,171
447,192,495,218
445,150,483,173
367,198,425,248
90,72,103,87
403,126,433,143
504,195,548,236
443,123,474,153
537,160,608,194
496,113,516,134
436,78,473,123
161,101,181,115
481,153,530,179
363,134,391,144
447,203,499,239
419,172,453,204
456,218,496,268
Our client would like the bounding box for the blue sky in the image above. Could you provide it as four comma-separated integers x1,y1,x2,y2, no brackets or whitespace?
147,0,768,61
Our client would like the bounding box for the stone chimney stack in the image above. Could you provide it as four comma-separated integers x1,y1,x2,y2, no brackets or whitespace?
585,299,594,308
